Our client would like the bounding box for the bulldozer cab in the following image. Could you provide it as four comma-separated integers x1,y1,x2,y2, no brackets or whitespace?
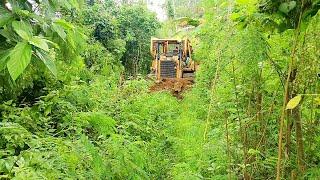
150,38,196,80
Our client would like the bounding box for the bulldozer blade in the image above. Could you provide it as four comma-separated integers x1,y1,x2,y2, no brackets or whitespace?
183,72,195,78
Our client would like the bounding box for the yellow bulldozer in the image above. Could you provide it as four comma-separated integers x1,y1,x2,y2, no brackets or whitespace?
150,38,196,80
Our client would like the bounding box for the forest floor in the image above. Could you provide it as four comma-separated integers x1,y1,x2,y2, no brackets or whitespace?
149,78,194,99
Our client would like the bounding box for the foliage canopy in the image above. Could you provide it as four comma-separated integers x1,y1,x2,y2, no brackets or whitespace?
0,0,319,179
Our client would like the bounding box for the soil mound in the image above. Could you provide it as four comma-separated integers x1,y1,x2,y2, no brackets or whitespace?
149,78,194,99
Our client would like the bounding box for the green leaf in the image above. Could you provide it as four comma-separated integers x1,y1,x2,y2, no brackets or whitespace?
286,95,302,110
315,97,320,106
44,106,52,116
35,49,57,76
7,42,32,80
12,21,33,40
279,1,297,14
52,23,67,40
62,1,72,10
0,49,11,71
0,28,14,40
248,148,260,155
68,0,82,10
0,8,13,27
29,36,49,52
43,39,59,49
54,19,74,30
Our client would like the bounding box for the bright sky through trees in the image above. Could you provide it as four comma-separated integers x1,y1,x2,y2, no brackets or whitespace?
147,0,167,21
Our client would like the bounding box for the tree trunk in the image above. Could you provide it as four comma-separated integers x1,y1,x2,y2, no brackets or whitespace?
225,113,232,180
293,105,305,174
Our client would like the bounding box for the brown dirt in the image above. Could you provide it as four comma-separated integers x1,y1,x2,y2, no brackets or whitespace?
149,78,194,99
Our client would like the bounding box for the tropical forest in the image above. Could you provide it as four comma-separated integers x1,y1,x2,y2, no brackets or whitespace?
0,0,319,179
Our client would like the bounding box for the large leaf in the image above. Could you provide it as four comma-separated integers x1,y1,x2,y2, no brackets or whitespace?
48,0,72,10
52,23,67,40
286,95,302,110
0,28,15,40
7,42,32,80
43,39,59,49
12,21,33,40
35,49,57,76
279,1,297,14
0,8,13,27
54,19,74,30
29,36,49,51
0,49,12,71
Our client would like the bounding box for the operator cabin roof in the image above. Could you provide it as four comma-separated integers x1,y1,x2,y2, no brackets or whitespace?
151,38,186,43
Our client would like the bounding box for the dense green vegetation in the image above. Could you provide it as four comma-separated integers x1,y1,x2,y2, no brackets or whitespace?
0,0,319,179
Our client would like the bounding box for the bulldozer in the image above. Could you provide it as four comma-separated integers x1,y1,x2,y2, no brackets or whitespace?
150,38,196,80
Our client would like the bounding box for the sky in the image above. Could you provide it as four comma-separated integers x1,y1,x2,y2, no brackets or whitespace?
146,0,167,22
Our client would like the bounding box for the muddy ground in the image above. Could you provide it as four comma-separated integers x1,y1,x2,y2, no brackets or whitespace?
149,78,194,99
